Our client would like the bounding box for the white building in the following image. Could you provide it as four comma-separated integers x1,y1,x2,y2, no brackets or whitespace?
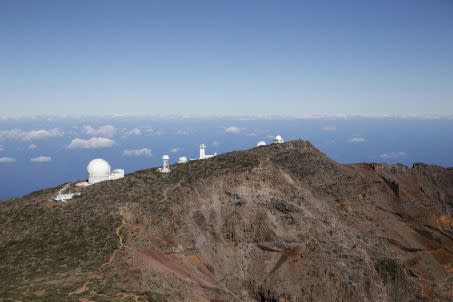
178,156,188,164
159,154,171,173
55,193,81,202
256,140,266,146
54,183,81,202
110,169,125,180
273,135,284,144
87,159,124,184
199,144,216,159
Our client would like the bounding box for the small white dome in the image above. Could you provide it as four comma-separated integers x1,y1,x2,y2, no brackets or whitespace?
87,158,111,177
257,140,266,146
162,154,170,160
178,156,188,163
273,135,284,143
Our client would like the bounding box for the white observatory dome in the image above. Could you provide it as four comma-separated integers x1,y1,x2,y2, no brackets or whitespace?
273,135,284,144
178,156,188,163
162,154,170,160
256,140,266,146
87,159,112,184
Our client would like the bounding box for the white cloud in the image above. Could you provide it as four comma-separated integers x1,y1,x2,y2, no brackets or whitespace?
84,125,116,138
0,157,16,163
30,156,52,163
123,148,152,157
125,128,142,136
0,128,62,141
348,136,366,143
380,152,407,159
171,147,183,154
144,127,163,136
321,125,337,131
28,144,37,150
225,126,241,135
175,129,191,136
68,137,115,149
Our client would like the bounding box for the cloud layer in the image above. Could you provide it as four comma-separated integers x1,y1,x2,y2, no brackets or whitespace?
380,152,407,159
84,125,116,138
321,125,337,131
68,137,115,149
0,157,16,163
30,156,52,163
125,128,142,136
348,136,366,143
171,147,183,154
225,126,241,134
0,128,62,141
123,148,152,157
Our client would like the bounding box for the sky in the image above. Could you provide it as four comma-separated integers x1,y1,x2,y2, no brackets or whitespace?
1,0,452,117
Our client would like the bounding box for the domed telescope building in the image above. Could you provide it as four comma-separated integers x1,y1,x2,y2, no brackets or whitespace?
273,135,284,144
178,156,188,164
87,158,124,184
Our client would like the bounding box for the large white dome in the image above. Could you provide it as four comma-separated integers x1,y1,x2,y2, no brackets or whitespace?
87,158,111,177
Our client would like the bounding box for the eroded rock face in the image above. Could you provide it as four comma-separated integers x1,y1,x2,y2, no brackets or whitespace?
1,141,452,301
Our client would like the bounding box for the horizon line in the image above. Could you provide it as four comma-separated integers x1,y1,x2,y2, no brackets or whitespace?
1,113,453,121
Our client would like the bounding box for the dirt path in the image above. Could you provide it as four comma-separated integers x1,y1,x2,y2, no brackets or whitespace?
159,181,182,204
101,209,126,270
70,207,127,297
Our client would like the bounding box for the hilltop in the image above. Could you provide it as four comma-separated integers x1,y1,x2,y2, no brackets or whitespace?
0,140,452,301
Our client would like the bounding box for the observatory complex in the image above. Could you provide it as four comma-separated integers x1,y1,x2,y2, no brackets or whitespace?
52,135,287,202
55,136,286,200
87,159,124,184
257,135,283,146
159,143,217,173
55,158,124,201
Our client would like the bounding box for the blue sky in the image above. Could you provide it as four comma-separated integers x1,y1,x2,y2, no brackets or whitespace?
1,0,453,116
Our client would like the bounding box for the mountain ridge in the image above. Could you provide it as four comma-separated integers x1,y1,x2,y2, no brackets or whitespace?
1,140,452,301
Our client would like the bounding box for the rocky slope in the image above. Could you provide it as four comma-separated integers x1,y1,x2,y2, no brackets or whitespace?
0,140,452,302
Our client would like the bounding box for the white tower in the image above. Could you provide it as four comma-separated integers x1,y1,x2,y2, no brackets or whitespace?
197,143,216,160
199,144,206,159
160,155,171,173
273,135,284,144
